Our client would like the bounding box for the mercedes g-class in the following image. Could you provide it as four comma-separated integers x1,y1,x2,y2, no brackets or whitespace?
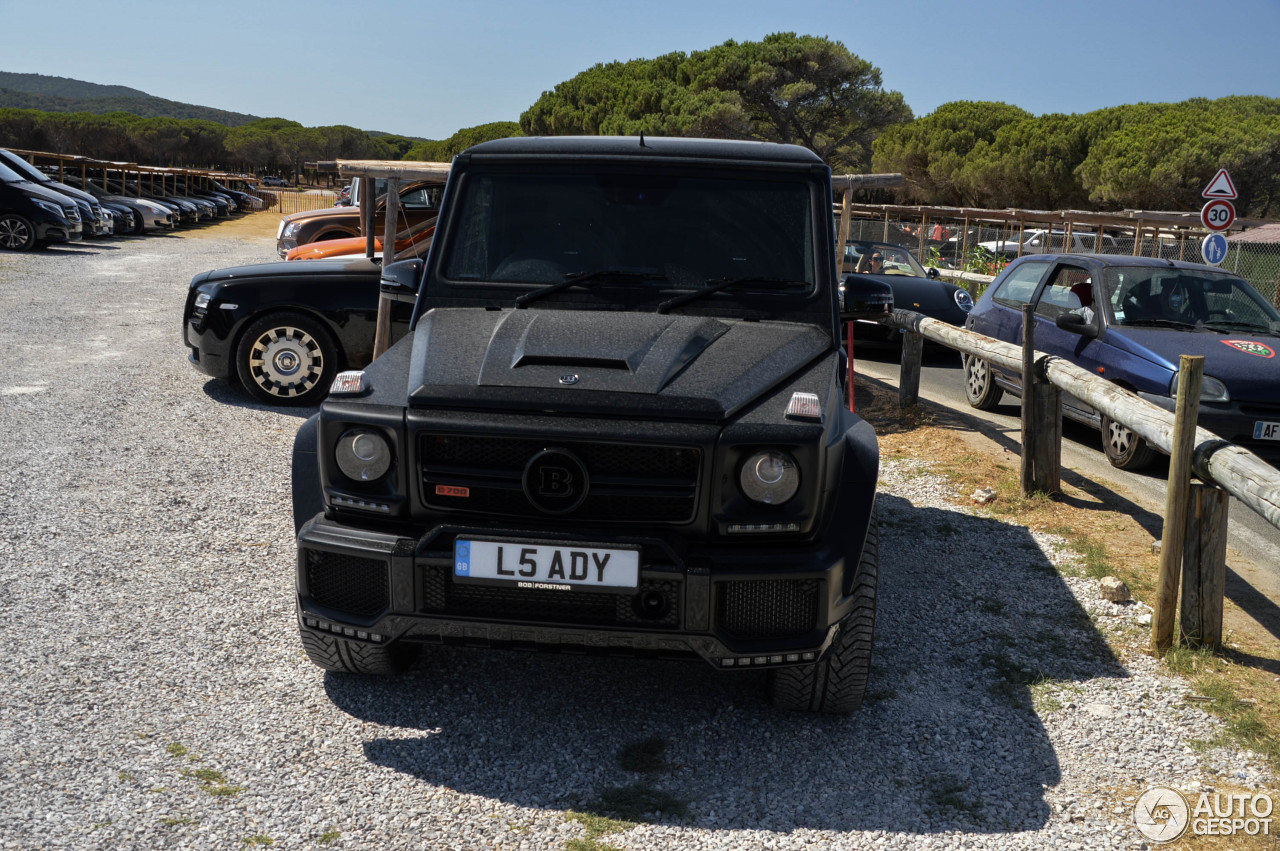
291,136,886,713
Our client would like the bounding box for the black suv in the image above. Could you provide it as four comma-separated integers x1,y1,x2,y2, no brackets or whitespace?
291,137,885,713
0,158,82,251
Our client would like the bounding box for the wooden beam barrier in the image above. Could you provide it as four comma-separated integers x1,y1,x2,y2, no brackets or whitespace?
881,310,1280,536
1180,483,1230,649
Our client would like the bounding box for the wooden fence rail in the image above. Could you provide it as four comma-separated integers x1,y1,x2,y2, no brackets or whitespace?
882,308,1280,535
881,308,1280,651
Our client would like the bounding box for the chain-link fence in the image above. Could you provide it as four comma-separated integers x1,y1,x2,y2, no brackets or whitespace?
840,209,1280,306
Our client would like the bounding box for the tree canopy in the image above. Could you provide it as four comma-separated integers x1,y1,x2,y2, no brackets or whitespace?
520,33,911,172
874,96,1280,217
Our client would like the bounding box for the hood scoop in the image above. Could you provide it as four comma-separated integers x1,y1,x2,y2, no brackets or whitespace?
479,310,730,393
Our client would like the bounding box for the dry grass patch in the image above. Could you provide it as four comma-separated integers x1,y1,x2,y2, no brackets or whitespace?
860,380,1280,772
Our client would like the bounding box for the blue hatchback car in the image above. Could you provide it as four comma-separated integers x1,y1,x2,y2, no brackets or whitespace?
961,254,1280,470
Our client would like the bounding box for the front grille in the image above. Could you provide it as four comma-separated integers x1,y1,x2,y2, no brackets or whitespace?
304,550,389,618
1240,402,1280,416
716,579,820,639
63,206,81,222
419,434,700,523
420,565,679,629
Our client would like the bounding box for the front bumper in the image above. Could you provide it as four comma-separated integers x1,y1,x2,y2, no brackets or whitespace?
1138,392,1280,463
295,513,860,670
184,313,234,381
276,237,298,258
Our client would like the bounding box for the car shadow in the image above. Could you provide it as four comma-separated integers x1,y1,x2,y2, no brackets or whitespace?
324,493,1126,836
199,378,318,418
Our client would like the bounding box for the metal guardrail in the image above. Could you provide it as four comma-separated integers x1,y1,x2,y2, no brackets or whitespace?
880,309,1280,535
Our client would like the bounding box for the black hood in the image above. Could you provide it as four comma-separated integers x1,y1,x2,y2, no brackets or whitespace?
406,308,832,421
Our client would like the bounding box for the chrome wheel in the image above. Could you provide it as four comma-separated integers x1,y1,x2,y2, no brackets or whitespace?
236,312,337,405
250,326,323,397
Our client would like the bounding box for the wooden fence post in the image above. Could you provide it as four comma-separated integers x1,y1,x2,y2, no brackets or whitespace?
1019,305,1061,495
1180,484,1229,649
1020,306,1037,494
899,332,923,409
1152,354,1204,656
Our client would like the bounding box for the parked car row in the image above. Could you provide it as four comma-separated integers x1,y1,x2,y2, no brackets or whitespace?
0,148,273,251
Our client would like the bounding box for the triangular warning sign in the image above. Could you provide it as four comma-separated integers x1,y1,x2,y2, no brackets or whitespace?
1203,168,1237,199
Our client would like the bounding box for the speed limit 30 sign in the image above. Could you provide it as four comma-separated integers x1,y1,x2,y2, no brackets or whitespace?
1201,198,1236,231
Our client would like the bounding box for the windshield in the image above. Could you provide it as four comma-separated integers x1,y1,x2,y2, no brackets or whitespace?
1104,267,1280,331
0,154,48,182
0,160,29,183
441,171,815,295
845,242,927,276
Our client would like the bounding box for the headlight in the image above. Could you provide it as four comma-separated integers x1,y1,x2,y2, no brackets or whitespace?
32,198,63,216
281,221,302,239
193,292,212,310
335,429,392,482
739,450,800,505
954,288,974,313
1170,373,1230,403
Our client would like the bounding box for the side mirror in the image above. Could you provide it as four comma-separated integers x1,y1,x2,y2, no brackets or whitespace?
1054,312,1099,338
380,258,424,302
926,267,940,280
840,275,893,320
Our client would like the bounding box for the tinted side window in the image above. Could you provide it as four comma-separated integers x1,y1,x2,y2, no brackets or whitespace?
992,261,1050,308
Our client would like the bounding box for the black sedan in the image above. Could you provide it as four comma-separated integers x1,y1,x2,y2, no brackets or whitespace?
183,256,415,405
841,241,973,341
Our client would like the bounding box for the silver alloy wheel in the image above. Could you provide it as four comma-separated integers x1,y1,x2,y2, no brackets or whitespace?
1105,418,1135,457
0,215,33,250
247,325,324,398
964,356,989,398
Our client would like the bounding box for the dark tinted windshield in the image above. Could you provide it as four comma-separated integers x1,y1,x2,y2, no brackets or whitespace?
0,153,47,182
441,171,815,293
1104,267,1280,328
0,160,29,183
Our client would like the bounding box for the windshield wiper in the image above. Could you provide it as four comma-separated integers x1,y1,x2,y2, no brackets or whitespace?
515,266,663,308
1120,318,1200,330
657,276,807,314
1202,320,1279,335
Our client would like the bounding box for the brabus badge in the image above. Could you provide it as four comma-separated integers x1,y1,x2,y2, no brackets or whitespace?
559,374,580,385
1222,340,1275,358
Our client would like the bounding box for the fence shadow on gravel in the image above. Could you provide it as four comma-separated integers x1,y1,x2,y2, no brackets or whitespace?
326,493,1127,836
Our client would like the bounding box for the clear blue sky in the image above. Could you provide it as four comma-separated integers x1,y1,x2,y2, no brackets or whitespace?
2,0,1278,140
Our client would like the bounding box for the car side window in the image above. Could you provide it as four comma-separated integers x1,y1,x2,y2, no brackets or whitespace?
992,261,1051,308
1034,265,1093,321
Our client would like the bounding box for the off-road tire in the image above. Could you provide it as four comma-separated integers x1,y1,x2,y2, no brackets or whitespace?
299,626,421,675
962,354,1004,410
1100,413,1158,471
767,513,878,714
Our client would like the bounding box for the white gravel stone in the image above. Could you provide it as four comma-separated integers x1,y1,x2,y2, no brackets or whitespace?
0,234,1270,850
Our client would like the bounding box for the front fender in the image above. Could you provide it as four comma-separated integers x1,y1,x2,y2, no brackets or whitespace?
292,414,323,534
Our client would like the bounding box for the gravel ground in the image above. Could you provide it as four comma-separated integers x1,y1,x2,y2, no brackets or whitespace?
0,228,1272,850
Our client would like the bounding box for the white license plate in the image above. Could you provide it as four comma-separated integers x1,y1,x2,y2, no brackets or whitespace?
453,539,639,591
1255,421,1280,441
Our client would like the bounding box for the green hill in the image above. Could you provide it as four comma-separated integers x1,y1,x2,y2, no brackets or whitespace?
0,72,260,126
